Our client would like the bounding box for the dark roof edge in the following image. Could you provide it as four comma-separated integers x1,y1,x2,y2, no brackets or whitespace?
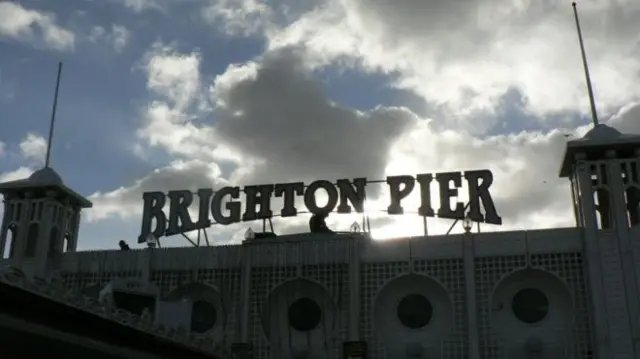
0,268,224,359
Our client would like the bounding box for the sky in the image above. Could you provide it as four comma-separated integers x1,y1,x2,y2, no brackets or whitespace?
0,0,639,252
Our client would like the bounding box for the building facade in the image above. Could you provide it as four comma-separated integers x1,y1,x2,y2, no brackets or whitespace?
0,123,639,359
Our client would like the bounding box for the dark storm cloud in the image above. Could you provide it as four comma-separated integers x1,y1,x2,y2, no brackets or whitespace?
213,48,418,187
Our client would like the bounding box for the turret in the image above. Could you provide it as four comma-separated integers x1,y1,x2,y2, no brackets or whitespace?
0,167,92,276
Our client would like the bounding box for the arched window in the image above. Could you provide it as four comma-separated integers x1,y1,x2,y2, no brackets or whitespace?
2,225,17,259
24,223,39,258
64,233,72,252
626,187,640,227
591,164,613,230
48,226,60,258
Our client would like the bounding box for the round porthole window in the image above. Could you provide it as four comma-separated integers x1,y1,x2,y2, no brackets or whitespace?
288,297,322,331
511,288,549,324
191,300,217,333
397,294,433,329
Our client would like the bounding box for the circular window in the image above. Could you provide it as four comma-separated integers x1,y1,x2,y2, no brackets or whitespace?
288,297,322,331
397,294,433,329
511,288,549,324
191,300,217,333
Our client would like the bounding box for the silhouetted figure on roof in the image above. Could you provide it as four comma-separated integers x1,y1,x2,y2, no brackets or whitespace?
309,212,334,234
119,240,130,251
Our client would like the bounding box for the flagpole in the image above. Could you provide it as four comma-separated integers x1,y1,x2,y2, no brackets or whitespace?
45,62,63,168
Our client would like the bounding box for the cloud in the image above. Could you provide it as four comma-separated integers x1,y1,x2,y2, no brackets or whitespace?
89,24,131,53
134,43,217,160
0,134,44,185
19,132,47,164
144,43,202,108
87,159,227,222
111,25,130,52
609,101,640,134
120,0,164,13
0,2,74,51
210,48,416,185
262,0,640,131
201,0,272,36
0,167,34,183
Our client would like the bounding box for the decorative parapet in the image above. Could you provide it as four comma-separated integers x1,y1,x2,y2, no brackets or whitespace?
0,264,225,357
60,244,244,273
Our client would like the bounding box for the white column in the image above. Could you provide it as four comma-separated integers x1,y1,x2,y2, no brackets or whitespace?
238,244,253,343
463,233,479,359
34,196,56,277
13,196,30,262
66,209,81,252
575,159,611,359
348,237,361,341
140,246,151,283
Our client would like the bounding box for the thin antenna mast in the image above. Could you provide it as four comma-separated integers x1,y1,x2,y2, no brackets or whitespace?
572,2,599,126
45,62,63,168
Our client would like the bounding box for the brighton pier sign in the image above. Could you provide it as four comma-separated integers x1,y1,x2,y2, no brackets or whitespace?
138,170,502,243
